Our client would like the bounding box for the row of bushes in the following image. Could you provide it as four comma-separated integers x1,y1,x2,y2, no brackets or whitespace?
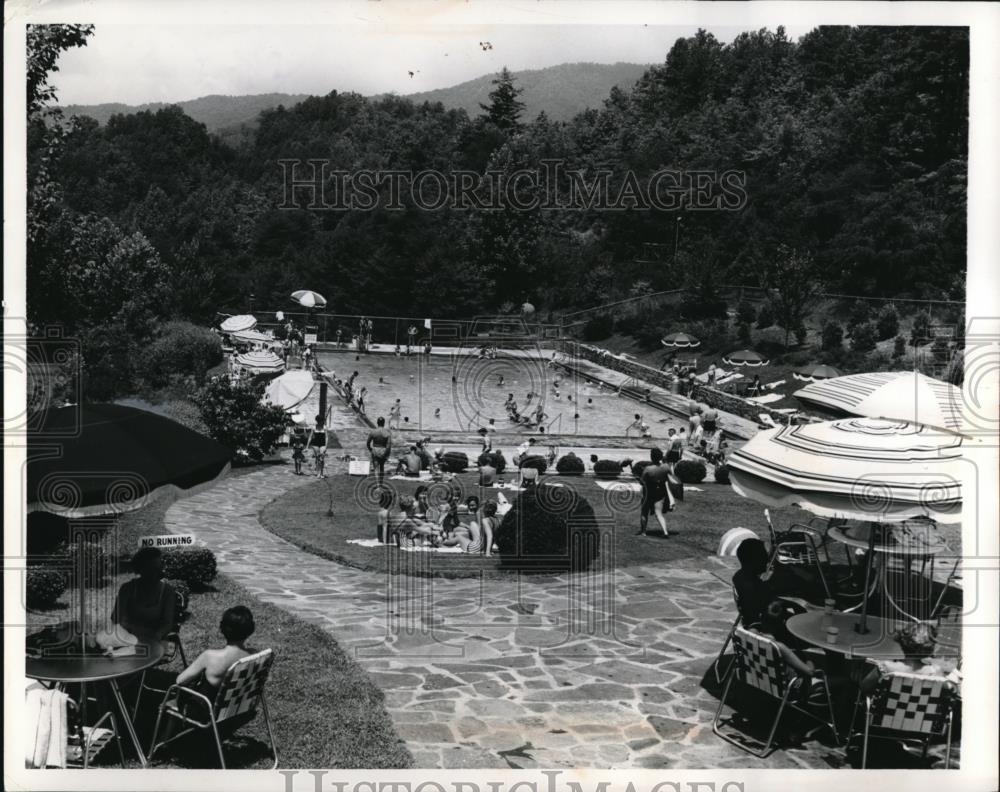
26,544,217,609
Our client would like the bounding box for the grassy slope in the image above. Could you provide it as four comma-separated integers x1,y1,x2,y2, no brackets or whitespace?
26,474,412,769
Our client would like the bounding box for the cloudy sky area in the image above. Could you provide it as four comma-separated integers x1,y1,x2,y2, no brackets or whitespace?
54,23,817,106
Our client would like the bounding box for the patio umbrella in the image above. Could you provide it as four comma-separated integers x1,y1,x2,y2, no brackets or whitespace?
521,302,535,316
27,404,232,647
726,416,963,525
792,363,842,383
291,290,327,309
723,349,769,367
230,328,272,346
220,314,257,333
264,370,315,411
793,371,964,435
661,332,701,348
234,349,285,376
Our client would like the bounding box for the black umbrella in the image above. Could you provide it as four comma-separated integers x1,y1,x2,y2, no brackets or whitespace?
27,404,231,649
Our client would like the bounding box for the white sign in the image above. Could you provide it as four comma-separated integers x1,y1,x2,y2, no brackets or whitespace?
138,534,196,549
304,332,318,344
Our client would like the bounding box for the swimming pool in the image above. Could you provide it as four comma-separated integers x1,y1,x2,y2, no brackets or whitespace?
317,350,688,439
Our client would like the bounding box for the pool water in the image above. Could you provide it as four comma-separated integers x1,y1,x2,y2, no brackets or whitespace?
318,351,687,438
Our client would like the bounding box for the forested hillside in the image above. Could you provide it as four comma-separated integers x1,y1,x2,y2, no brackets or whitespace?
29,25,968,398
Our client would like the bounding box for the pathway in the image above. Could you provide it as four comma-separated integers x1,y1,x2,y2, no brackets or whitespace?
165,461,847,770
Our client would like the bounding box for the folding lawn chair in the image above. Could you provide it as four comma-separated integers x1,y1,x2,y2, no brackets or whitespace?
763,509,833,600
66,698,126,769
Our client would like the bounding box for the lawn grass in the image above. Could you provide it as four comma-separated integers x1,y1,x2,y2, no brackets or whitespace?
259,470,820,579
25,472,412,769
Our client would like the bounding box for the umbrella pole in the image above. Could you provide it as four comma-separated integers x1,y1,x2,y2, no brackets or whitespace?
856,524,878,634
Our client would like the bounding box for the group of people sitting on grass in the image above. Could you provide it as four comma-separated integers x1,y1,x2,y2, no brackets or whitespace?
376,488,502,555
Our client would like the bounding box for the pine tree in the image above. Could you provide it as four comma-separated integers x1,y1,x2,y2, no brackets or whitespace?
479,67,525,135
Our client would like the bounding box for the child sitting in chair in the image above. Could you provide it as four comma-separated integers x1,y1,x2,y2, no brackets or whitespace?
176,606,255,701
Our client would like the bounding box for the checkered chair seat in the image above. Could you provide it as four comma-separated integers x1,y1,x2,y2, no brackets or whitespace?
732,627,789,698
869,672,955,736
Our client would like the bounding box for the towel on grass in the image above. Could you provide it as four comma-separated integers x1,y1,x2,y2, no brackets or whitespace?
684,486,703,492
25,680,68,768
389,473,432,481
346,538,465,553
595,480,642,492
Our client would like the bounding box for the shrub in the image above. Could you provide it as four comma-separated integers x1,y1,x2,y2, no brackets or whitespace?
865,350,893,372
26,568,67,609
674,459,707,484
490,451,507,474
910,310,932,346
713,464,731,484
193,377,288,464
167,579,190,615
876,305,900,340
847,300,871,333
892,335,907,359
737,321,752,346
54,541,111,587
440,451,469,473
583,315,614,341
851,322,878,353
737,299,757,325
593,459,626,479
794,324,808,346
142,321,223,387
556,453,585,474
162,547,217,588
631,459,654,479
519,455,548,474
755,304,774,329
495,486,601,571
821,321,844,351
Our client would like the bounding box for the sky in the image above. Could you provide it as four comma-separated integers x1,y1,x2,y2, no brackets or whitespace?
52,22,817,106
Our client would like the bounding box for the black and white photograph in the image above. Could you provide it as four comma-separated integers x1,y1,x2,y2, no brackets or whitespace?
5,2,999,790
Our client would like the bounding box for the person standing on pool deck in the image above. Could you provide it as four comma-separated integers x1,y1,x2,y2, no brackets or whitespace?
357,386,367,415
367,417,392,486
389,399,402,430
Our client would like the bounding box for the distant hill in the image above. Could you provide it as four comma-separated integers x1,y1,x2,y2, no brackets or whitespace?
59,62,652,141
400,62,651,122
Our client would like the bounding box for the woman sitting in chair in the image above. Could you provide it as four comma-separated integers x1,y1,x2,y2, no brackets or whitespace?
101,547,177,648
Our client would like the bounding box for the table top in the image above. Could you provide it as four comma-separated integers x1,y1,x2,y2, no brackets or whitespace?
786,611,961,662
828,522,948,557
26,642,165,683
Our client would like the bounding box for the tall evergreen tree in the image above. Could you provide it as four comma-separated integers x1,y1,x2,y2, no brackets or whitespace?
479,67,526,134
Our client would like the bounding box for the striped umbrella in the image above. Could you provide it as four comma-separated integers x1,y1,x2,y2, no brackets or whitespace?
792,363,842,382
291,290,327,309
727,416,963,524
793,371,964,435
235,349,285,376
723,349,770,367
220,314,257,333
230,328,272,345
661,332,701,348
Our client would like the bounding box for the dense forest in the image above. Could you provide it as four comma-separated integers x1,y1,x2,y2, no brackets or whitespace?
27,25,968,398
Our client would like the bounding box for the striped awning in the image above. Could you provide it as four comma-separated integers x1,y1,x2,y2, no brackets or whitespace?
220,314,257,333
727,416,963,524
231,328,272,345
723,349,769,367
235,349,285,374
794,371,964,434
661,332,701,348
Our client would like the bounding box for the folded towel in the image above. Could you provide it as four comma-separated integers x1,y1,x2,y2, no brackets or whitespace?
25,680,67,768
595,480,642,492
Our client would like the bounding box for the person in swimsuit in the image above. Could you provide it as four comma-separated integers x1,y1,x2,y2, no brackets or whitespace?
109,547,177,644
388,399,402,430
366,417,392,486
175,606,255,702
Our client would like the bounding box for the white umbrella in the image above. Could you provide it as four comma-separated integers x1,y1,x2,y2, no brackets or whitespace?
264,371,315,410
220,314,257,333
727,416,963,524
793,370,964,435
723,349,769,367
661,332,701,348
230,329,272,345
234,349,285,376
291,290,327,309
792,363,842,382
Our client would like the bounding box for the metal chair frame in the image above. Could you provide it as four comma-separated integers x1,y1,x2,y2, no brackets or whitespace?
713,626,841,758
132,590,189,719
67,698,126,769
764,509,834,600
147,649,277,769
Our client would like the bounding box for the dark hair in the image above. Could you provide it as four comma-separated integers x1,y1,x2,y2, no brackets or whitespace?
131,546,162,575
465,495,481,511
650,447,664,464
482,501,498,517
220,605,255,643
378,490,394,509
634,413,640,420
478,427,487,435
414,485,428,499
377,417,385,426
736,538,769,573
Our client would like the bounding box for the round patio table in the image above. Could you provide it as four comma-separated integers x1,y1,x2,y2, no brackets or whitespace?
26,642,165,767
828,522,948,620
786,611,903,660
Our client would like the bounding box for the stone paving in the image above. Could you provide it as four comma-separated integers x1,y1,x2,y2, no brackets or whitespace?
165,453,859,769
